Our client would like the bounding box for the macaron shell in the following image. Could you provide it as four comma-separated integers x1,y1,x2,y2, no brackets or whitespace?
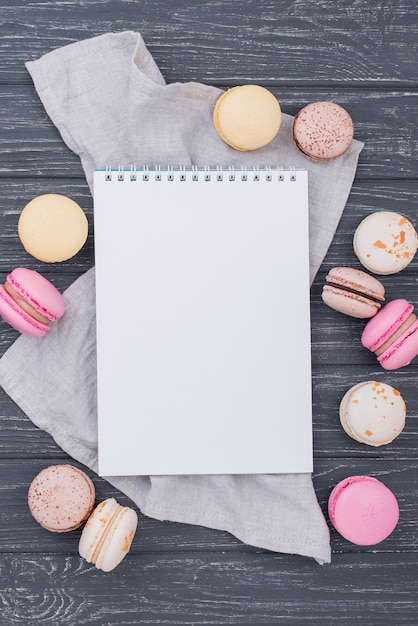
377,317,418,370
8,268,65,321
213,85,282,151
328,476,399,545
292,101,354,161
339,381,406,446
0,284,49,337
28,465,95,532
18,193,88,263
354,211,418,275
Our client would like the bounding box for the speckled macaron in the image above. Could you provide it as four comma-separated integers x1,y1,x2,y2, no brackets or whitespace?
339,381,406,446
292,101,354,161
353,211,418,275
213,84,282,151
28,465,95,532
79,498,138,572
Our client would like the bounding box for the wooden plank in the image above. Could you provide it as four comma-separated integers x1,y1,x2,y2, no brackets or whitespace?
1,87,418,179
1,0,417,85
1,362,418,459
0,552,417,624
0,458,415,555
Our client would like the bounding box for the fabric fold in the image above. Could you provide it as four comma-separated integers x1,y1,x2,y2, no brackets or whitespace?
0,31,364,564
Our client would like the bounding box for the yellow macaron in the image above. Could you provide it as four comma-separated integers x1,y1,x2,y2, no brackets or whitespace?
213,84,282,151
18,193,88,263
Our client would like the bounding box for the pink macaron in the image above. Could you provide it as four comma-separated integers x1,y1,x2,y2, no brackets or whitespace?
28,465,96,532
361,298,418,370
292,101,354,162
322,266,385,318
0,267,65,337
328,476,399,545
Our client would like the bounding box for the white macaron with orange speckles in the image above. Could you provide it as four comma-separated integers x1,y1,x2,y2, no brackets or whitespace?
79,498,138,572
339,381,406,447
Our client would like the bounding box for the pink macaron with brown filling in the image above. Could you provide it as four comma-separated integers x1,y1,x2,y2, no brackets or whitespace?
0,267,65,337
292,101,354,162
322,266,385,318
361,298,418,370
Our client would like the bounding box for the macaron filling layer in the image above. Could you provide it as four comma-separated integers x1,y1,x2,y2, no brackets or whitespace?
4,280,52,325
374,312,417,356
324,280,384,304
378,318,418,368
0,284,50,335
364,302,414,353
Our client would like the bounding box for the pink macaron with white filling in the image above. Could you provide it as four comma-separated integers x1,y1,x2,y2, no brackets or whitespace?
328,476,399,545
361,298,418,370
0,267,65,337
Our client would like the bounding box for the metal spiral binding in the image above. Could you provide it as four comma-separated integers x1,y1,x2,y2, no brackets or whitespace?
103,166,299,182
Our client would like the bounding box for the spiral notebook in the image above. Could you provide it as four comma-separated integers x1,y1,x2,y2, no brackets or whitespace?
93,166,312,476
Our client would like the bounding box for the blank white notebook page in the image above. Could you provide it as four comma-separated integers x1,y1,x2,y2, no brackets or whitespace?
94,167,312,476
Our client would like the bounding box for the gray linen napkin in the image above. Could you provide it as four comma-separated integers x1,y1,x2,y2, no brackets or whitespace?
0,31,364,564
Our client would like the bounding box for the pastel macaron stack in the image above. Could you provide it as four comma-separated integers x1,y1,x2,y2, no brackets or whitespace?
0,267,65,337
213,84,282,151
322,266,385,318
292,101,354,162
361,298,418,370
339,381,406,446
28,465,95,532
328,476,399,546
79,498,138,572
354,211,418,275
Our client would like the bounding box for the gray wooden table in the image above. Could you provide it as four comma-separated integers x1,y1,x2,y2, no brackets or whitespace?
1,1,418,624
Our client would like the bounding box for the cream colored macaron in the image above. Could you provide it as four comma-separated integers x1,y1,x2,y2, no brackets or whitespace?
18,193,88,262
339,381,406,446
213,85,282,151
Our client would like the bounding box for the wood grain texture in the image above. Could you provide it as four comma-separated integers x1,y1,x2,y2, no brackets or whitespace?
1,0,418,624
1,87,417,179
1,553,418,625
1,0,418,85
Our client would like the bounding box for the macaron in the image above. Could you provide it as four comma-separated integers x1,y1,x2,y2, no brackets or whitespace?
339,381,406,446
213,84,282,151
292,101,354,162
361,298,418,370
353,211,418,275
322,266,385,318
28,465,95,532
18,193,88,262
79,498,138,572
0,267,65,337
328,476,399,545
